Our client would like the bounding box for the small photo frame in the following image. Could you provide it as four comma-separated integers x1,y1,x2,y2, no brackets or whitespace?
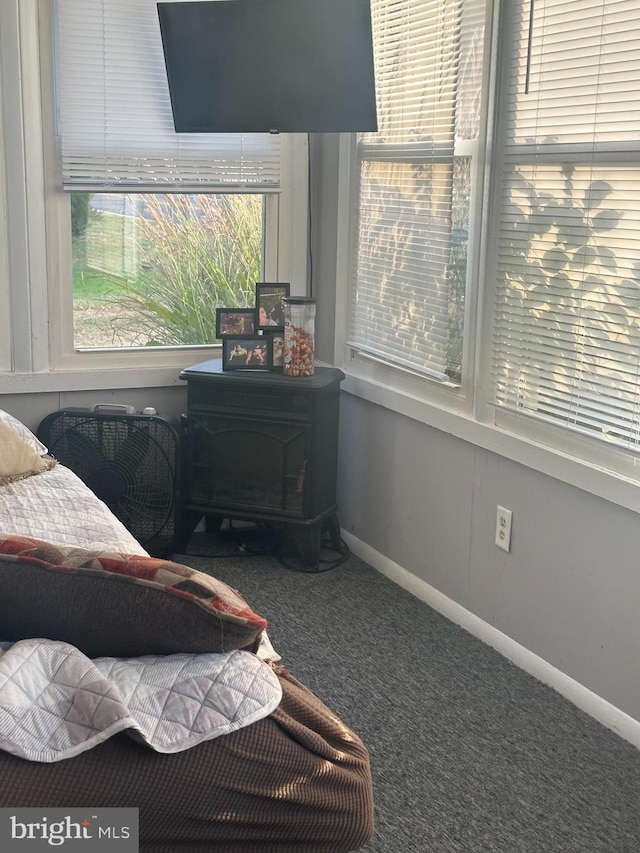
263,330,285,370
255,282,290,330
223,336,273,370
216,308,257,338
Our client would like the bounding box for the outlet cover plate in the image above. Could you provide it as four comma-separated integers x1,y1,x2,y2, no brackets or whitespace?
495,506,512,552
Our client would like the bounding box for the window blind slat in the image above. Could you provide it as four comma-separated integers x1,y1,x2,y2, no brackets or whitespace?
56,0,281,190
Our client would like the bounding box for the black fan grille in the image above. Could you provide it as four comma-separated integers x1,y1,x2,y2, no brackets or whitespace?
38,413,182,556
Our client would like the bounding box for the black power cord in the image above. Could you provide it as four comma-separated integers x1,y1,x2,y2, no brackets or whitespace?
277,532,350,574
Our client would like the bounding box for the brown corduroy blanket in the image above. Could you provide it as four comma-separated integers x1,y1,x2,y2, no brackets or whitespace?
0,666,374,853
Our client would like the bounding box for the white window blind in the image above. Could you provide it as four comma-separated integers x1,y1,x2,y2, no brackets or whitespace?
491,0,640,452
55,0,281,191
350,0,462,380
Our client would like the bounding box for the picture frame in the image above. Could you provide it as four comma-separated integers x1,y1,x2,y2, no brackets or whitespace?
216,307,257,338
222,336,273,370
255,282,290,330
262,330,285,370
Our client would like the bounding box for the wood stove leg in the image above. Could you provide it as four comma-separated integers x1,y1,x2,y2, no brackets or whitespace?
324,513,342,550
173,509,203,554
205,514,224,533
291,524,322,572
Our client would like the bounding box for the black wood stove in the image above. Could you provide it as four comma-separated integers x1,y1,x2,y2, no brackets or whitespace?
179,360,344,570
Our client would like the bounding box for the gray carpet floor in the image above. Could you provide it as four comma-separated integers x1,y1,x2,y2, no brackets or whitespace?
175,530,640,853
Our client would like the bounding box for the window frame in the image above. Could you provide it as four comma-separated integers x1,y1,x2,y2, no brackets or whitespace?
0,18,12,374
334,141,485,420
0,0,309,393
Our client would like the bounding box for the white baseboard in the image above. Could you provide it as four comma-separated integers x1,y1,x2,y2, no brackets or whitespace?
342,530,640,752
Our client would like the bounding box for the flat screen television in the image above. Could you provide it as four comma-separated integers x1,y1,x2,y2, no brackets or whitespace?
157,0,378,134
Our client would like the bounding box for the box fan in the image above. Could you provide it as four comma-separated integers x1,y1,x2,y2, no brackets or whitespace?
37,405,186,557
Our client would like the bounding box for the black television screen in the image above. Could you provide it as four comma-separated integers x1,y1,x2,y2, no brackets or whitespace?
157,0,378,134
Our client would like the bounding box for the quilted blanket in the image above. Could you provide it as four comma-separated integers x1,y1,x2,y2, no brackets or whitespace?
0,463,147,555
0,638,282,762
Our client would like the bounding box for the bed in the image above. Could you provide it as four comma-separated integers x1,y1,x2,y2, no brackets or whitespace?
0,409,374,852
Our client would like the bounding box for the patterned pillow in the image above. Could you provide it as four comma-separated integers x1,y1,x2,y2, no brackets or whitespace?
0,536,267,658
0,422,56,487
0,410,48,455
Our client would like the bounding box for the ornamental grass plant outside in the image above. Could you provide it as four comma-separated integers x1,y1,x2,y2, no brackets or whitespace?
72,192,263,348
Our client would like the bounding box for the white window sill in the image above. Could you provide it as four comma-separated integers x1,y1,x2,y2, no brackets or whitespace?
0,351,221,395
340,370,640,518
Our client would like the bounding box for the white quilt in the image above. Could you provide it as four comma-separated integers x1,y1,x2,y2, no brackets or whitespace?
0,638,282,762
0,463,147,555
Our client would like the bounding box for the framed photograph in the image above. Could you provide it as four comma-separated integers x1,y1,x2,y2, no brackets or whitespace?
216,307,257,338
262,330,285,370
222,336,273,370
255,282,290,330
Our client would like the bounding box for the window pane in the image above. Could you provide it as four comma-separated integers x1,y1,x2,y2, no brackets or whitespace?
492,162,640,450
350,0,485,386
57,0,281,191
505,0,640,150
457,0,486,141
354,159,454,378
491,0,640,454
71,193,264,348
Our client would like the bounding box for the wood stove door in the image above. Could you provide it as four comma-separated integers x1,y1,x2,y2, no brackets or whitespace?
189,414,309,516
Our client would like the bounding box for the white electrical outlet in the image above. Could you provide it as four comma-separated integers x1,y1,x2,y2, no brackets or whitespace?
495,505,512,552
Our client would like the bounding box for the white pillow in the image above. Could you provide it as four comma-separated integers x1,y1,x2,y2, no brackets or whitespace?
0,420,56,486
0,410,48,455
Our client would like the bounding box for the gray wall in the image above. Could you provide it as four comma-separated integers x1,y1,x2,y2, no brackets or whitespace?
336,394,640,724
